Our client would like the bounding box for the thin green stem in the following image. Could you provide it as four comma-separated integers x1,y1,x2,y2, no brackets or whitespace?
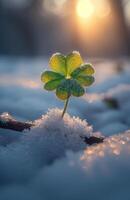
61,96,70,118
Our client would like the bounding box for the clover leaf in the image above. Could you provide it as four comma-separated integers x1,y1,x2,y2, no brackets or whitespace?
41,51,95,118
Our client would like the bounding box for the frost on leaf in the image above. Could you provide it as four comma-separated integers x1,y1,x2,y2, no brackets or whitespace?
41,51,95,100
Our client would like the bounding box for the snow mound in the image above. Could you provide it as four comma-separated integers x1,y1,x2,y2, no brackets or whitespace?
24,108,94,160
0,109,94,185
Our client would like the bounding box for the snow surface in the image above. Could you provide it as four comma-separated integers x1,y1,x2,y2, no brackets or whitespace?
0,57,130,199
0,122,130,199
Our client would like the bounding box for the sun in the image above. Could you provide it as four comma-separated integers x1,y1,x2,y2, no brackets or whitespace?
76,0,95,19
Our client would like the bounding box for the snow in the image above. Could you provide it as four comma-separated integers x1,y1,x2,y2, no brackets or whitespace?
0,109,94,185
0,57,130,199
0,112,13,120
23,108,94,164
89,71,130,93
99,122,128,136
32,131,130,200
0,128,130,199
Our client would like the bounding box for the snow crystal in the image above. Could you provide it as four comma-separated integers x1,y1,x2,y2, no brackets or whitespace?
23,108,93,164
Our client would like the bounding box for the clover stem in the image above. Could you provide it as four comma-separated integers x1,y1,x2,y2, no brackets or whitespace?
61,96,70,118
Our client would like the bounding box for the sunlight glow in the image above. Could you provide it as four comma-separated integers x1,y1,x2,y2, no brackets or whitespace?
95,0,111,18
76,0,111,20
76,0,95,19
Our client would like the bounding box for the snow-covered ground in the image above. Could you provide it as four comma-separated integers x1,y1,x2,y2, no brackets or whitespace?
0,57,130,199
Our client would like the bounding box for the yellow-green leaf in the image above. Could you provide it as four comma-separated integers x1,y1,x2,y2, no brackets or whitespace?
76,75,95,86
83,64,95,75
71,63,94,78
44,78,63,91
49,53,66,75
66,51,83,75
41,71,64,83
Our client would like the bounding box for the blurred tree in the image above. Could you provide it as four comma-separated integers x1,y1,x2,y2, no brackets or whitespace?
110,0,130,55
69,0,80,49
0,1,36,56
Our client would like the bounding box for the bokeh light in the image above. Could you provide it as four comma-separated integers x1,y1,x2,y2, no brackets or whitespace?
76,0,111,20
124,0,130,24
76,0,95,19
95,0,111,18
43,0,67,15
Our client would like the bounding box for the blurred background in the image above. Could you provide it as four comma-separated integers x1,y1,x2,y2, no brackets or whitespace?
0,0,130,57
1,2,130,197
0,0,130,141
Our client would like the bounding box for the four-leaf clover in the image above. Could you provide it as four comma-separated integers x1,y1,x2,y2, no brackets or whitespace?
41,51,95,118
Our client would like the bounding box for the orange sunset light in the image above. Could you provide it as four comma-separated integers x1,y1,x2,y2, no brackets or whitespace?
76,0,111,20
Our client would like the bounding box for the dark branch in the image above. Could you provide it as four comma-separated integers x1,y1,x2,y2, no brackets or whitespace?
82,136,104,145
0,113,33,132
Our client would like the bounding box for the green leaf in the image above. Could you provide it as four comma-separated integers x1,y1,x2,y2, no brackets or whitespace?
71,80,85,97
76,75,95,86
56,79,71,100
56,79,85,100
41,71,64,83
49,53,66,75
44,78,63,91
66,51,83,75
71,63,94,78
41,52,95,104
